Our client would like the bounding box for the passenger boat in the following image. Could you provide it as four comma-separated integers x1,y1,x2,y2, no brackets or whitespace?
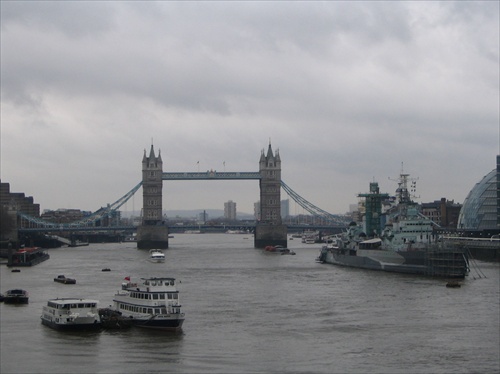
317,171,469,279
7,247,49,267
3,289,29,304
112,276,185,330
149,249,165,263
54,275,76,284
41,298,102,330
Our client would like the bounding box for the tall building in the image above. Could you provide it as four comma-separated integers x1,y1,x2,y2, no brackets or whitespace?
281,199,289,219
199,211,208,223
224,200,237,220
254,201,260,220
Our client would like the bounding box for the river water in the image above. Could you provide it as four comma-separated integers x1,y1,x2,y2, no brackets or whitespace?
1,234,499,374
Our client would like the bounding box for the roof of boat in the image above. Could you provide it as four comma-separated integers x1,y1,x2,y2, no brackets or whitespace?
47,298,99,304
141,277,175,281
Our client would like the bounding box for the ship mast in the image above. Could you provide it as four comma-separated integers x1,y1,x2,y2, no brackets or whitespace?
389,162,419,204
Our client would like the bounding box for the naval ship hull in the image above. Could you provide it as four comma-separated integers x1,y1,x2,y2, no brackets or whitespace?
319,247,469,278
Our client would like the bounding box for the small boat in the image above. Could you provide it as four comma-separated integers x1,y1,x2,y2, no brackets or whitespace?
102,268,111,272
11,269,21,273
265,245,294,254
149,249,165,263
0,293,5,302
54,275,76,284
41,298,101,330
111,276,185,330
4,289,29,304
264,245,284,252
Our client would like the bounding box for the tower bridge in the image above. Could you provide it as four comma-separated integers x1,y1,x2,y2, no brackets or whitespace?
17,142,348,248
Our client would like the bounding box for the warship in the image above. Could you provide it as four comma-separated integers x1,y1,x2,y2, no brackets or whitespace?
318,170,469,278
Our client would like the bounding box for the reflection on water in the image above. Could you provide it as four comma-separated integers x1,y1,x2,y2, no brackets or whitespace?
1,234,499,374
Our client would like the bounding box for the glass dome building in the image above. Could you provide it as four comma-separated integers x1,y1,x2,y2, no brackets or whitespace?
457,167,498,231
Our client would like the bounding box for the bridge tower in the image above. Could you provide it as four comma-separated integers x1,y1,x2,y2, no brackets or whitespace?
136,144,169,249
254,142,288,248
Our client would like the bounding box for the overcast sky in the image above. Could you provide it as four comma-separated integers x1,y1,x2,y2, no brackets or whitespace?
1,1,499,216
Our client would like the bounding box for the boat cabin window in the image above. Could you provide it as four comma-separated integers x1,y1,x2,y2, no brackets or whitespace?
157,280,163,286
145,281,150,285
153,294,159,300
159,294,165,299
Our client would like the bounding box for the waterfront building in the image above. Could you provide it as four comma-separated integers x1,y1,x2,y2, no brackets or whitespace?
457,162,499,234
0,181,40,217
0,181,40,246
421,198,462,228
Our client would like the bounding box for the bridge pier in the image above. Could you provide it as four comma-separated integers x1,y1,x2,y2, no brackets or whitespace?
137,225,169,249
254,224,287,248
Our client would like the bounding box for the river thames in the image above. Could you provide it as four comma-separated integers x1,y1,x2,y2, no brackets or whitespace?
1,234,499,374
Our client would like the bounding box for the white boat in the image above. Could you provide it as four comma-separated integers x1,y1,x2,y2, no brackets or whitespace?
41,298,101,330
112,277,185,330
149,249,165,263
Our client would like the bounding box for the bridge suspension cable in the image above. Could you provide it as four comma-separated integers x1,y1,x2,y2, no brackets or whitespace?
18,179,347,229
19,182,143,229
280,180,347,225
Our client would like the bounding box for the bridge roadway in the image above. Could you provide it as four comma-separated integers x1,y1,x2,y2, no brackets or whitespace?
163,172,261,180
18,224,346,233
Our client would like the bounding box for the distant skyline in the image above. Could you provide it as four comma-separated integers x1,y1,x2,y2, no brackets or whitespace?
1,2,498,215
